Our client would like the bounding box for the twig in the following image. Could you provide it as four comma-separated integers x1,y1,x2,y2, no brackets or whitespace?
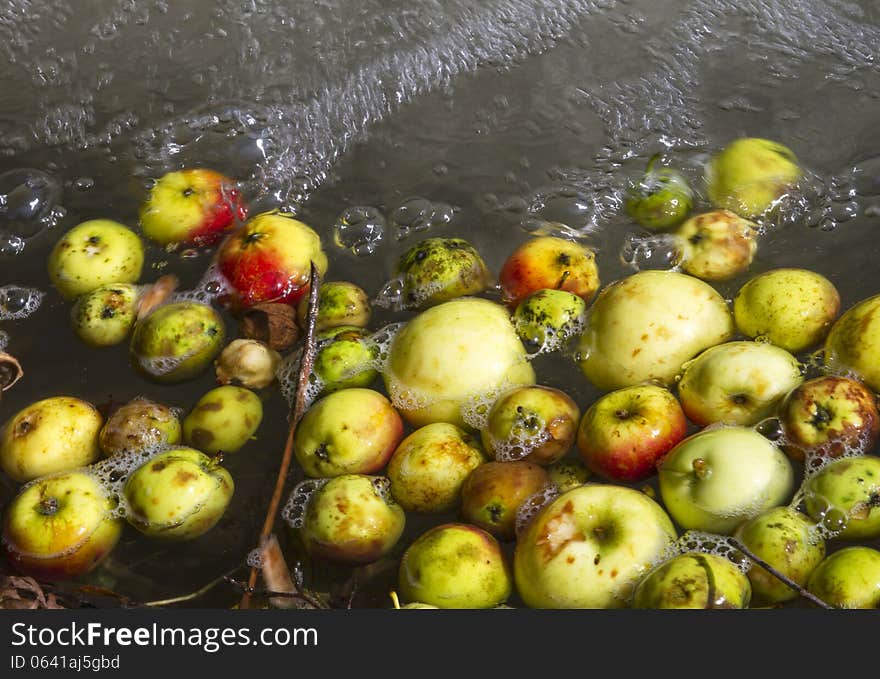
141,567,243,607
239,263,322,610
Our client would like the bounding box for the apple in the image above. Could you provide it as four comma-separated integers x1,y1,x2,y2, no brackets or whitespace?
99,397,181,457
217,209,328,309
47,219,144,300
706,137,802,218
294,388,403,478
398,523,512,608
481,385,580,466
632,552,751,609
547,458,591,492
733,506,825,605
297,280,372,332
673,210,758,282
2,471,123,581
657,427,794,534
824,293,880,392
312,326,378,395
70,283,139,347
575,270,734,391
499,236,600,308
384,297,535,429
300,475,405,564
395,237,492,309
215,338,281,390
130,301,226,383
677,341,803,427
577,384,686,483
779,376,879,462
625,160,693,231
512,289,587,353
183,385,263,454
0,396,102,482
387,422,488,514
123,447,234,540
733,268,840,353
803,456,880,540
460,460,549,540
139,168,247,247
514,484,677,608
807,546,880,609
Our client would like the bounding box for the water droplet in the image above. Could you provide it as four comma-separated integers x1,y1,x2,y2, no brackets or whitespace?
74,177,95,191
390,197,454,240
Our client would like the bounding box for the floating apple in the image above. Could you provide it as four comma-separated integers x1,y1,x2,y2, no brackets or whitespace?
577,384,687,483
215,338,281,390
514,484,677,608
803,456,880,539
70,283,139,347
460,460,549,540
183,385,263,454
294,388,403,477
0,396,102,482
217,209,328,309
779,376,879,462
312,326,378,394
547,458,591,492
297,280,372,332
383,297,535,428
99,397,181,457
733,268,840,353
677,341,803,427
499,236,600,308
807,546,880,609
674,209,758,282
706,137,802,218
398,523,512,609
658,427,794,534
2,471,123,581
481,385,580,466
395,237,491,309
47,219,144,300
625,159,693,231
824,293,880,392
512,289,586,353
575,270,734,391
632,552,751,609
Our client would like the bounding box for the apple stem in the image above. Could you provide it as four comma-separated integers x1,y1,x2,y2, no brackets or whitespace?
728,537,833,609
37,497,59,516
692,458,710,480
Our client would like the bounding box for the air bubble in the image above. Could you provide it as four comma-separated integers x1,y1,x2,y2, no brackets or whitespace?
655,530,750,575
74,177,95,191
515,482,560,537
0,330,8,351
333,206,386,256
0,286,44,321
0,233,26,257
170,264,232,305
390,197,454,240
246,549,264,569
281,478,328,529
620,232,680,272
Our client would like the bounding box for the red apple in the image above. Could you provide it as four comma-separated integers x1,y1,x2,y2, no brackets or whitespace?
499,236,600,308
217,209,329,309
577,384,687,482
139,168,247,247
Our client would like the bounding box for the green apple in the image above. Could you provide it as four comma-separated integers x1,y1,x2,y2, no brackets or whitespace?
734,506,825,605
626,161,693,231
674,210,758,282
824,293,880,391
297,280,371,332
632,552,751,609
706,138,802,218
807,546,880,609
547,458,591,492
312,326,378,394
779,376,879,462
130,301,226,383
47,219,144,299
733,268,840,353
575,270,734,391
70,283,139,347
183,385,263,454
803,456,880,539
123,447,234,540
514,484,677,608
398,523,512,609
215,338,281,390
677,341,803,427
0,396,102,482
384,297,535,428
658,427,794,534
387,422,487,513
294,388,403,477
460,460,549,540
139,168,247,247
300,475,405,564
2,471,123,581
512,289,587,353
99,397,181,457
481,385,580,466
395,237,492,309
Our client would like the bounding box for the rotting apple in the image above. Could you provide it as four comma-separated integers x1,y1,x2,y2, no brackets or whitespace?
514,484,677,608
658,426,794,534
803,455,880,540
99,397,181,457
807,546,880,609
677,341,803,427
70,283,139,347
512,288,586,353
0,396,103,482
215,338,281,390
216,209,328,309
632,552,751,609
673,209,758,282
824,293,880,392
395,237,492,309
297,280,372,332
499,236,600,309
2,470,123,581
139,168,247,247
460,460,549,540
575,270,734,391
779,375,879,462
577,384,686,483
182,385,263,454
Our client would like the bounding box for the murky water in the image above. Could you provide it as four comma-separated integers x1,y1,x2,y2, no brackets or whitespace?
1,0,880,607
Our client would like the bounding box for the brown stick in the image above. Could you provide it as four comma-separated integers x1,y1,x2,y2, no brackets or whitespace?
239,263,322,610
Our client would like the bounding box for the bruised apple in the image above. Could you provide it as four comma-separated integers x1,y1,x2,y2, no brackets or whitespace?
673,210,758,282
460,461,549,540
